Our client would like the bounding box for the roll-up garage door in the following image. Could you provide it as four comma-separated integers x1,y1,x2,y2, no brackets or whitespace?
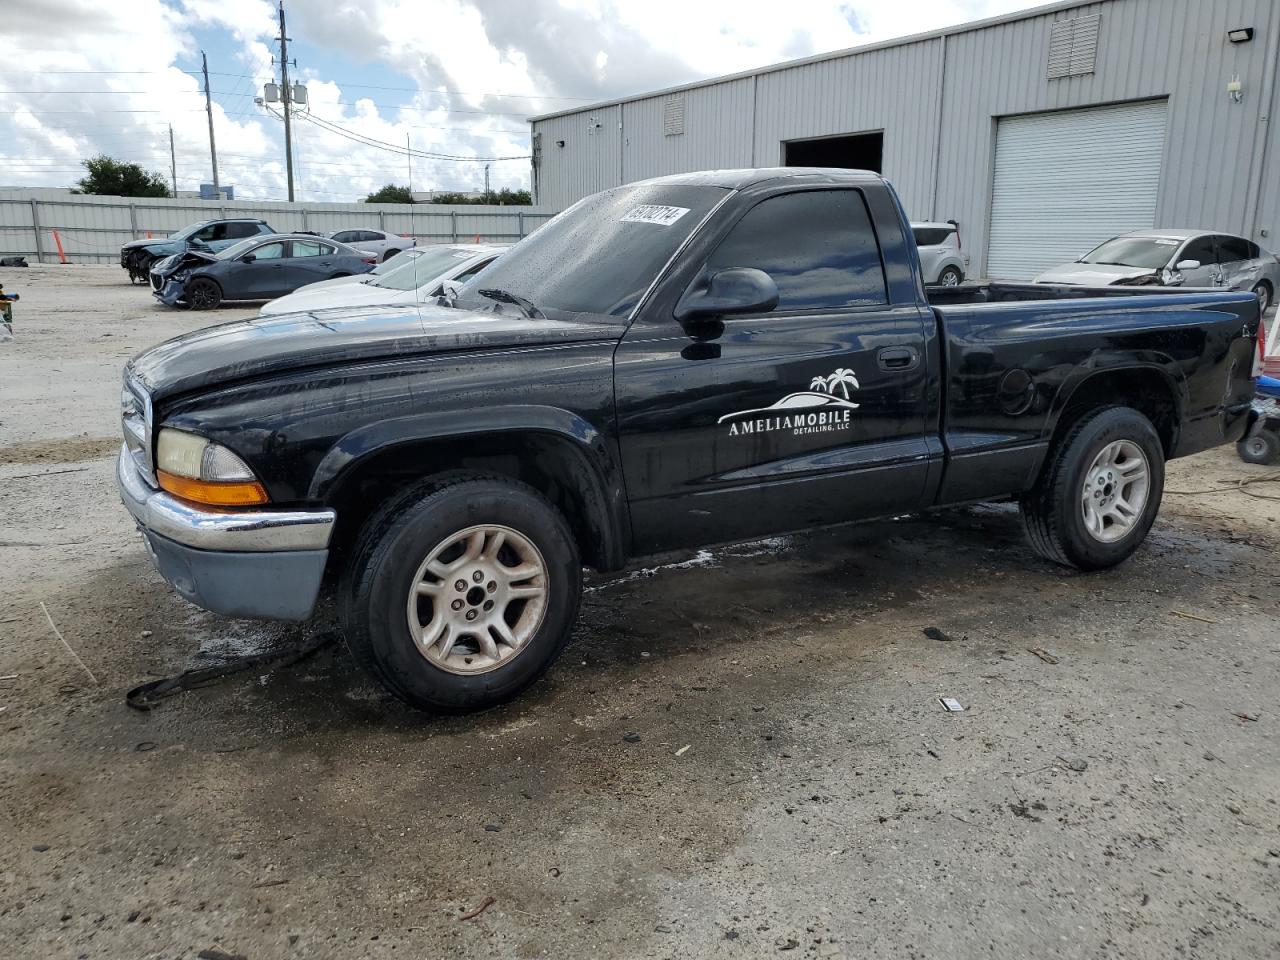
987,100,1168,280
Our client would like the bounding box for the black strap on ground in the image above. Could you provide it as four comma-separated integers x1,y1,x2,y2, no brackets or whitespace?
125,631,338,711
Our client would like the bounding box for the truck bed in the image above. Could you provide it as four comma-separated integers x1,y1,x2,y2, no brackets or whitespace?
924,280,1228,306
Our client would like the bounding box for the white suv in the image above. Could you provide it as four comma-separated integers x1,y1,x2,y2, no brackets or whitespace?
328,228,417,263
911,221,968,286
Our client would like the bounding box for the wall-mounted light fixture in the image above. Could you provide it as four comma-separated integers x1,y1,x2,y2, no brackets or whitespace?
1227,27,1254,43
1228,74,1244,103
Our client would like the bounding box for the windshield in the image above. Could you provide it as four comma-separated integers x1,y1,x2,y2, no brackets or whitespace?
368,247,475,290
371,248,422,275
455,182,729,319
170,222,208,241
1079,236,1181,269
215,238,264,260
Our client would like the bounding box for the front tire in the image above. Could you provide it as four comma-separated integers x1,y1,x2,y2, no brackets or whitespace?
1253,281,1272,315
938,266,963,286
186,277,222,310
340,475,582,713
1238,430,1279,465
1021,406,1165,571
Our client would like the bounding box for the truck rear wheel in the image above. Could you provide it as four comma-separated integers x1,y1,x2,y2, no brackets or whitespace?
339,475,581,712
1020,406,1165,571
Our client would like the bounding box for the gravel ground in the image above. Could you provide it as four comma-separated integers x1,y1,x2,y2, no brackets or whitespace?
1,264,1278,960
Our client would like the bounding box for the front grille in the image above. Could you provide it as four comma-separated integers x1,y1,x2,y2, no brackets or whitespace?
149,271,163,292
121,376,156,487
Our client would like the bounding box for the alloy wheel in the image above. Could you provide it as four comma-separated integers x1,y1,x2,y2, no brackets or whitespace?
405,524,548,675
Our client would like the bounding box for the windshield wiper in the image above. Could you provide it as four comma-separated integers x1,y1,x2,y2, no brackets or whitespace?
477,288,544,319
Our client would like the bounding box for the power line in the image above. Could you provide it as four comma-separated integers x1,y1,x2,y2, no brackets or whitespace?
296,112,529,161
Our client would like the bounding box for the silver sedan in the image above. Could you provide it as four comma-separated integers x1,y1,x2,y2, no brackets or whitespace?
1035,230,1280,313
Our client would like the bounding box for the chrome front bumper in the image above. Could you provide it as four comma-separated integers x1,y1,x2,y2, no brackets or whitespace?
117,447,336,621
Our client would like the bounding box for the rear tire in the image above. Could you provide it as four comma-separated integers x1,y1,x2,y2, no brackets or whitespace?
340,475,581,713
938,266,963,286
1020,406,1165,571
1238,430,1279,465
382,248,402,262
186,277,222,310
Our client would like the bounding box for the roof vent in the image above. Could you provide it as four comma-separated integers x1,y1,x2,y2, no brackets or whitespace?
663,95,685,136
1047,13,1101,79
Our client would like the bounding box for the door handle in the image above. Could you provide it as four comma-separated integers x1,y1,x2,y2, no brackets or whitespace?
877,346,919,371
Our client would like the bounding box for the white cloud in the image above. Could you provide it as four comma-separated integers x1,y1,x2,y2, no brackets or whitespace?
2,0,1040,202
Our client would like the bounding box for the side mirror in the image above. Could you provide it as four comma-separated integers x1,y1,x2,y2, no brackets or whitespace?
1175,259,1200,271
440,280,463,299
241,253,257,263
675,267,779,322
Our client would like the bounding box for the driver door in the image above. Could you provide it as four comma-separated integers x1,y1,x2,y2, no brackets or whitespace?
232,240,288,299
1174,236,1222,287
614,187,933,554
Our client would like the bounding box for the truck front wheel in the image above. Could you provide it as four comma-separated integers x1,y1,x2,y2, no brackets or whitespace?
340,475,581,712
1020,406,1165,571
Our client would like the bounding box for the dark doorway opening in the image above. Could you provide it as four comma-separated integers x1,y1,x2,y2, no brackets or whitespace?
784,131,884,173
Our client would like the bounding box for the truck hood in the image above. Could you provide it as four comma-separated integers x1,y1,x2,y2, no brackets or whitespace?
127,302,624,402
122,237,185,255
1034,262,1158,285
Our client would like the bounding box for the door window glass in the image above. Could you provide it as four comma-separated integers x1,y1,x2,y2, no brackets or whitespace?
1217,235,1252,263
1178,237,1216,266
224,222,259,239
291,240,331,258
706,190,887,310
331,231,355,243
249,241,286,260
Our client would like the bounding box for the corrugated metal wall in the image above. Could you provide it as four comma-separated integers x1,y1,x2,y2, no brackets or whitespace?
531,0,1280,276
0,191,559,264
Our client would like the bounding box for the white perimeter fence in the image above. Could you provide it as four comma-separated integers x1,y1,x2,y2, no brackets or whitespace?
0,190,559,264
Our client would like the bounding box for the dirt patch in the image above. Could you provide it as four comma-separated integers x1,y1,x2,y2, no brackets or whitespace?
0,435,119,466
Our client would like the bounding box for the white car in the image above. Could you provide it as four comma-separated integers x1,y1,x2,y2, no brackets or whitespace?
911,221,968,286
289,247,427,294
327,228,417,263
259,244,504,316
1035,230,1280,313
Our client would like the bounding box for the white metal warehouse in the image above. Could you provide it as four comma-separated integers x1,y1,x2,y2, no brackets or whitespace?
528,0,1280,280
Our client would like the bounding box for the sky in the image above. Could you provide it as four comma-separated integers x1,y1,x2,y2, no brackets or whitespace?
2,0,1041,202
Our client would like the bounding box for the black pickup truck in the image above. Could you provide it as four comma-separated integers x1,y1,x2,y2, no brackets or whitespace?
117,168,1263,712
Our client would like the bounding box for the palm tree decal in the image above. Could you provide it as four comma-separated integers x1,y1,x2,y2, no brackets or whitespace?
810,375,828,392
825,368,859,399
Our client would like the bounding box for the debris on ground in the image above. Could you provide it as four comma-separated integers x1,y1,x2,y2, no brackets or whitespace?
1027,647,1059,665
1171,610,1218,624
1231,711,1260,722
939,697,964,712
1058,756,1088,772
197,949,247,960
674,744,691,757
622,732,641,743
459,896,497,921
923,626,964,642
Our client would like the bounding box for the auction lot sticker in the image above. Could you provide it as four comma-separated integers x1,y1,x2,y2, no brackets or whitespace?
621,205,690,226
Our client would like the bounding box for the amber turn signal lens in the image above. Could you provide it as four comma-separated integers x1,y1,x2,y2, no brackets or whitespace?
157,470,269,507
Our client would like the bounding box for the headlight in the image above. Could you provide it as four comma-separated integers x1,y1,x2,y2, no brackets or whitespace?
155,428,268,506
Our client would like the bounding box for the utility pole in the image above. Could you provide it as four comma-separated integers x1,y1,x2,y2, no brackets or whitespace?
407,132,412,195
276,1,296,201
168,124,177,197
201,52,220,197
484,163,491,196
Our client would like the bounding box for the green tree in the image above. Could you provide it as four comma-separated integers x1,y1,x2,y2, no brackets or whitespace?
429,188,532,206
365,184,414,203
75,155,170,198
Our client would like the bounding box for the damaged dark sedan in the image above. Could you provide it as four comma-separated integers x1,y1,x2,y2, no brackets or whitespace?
151,234,376,309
